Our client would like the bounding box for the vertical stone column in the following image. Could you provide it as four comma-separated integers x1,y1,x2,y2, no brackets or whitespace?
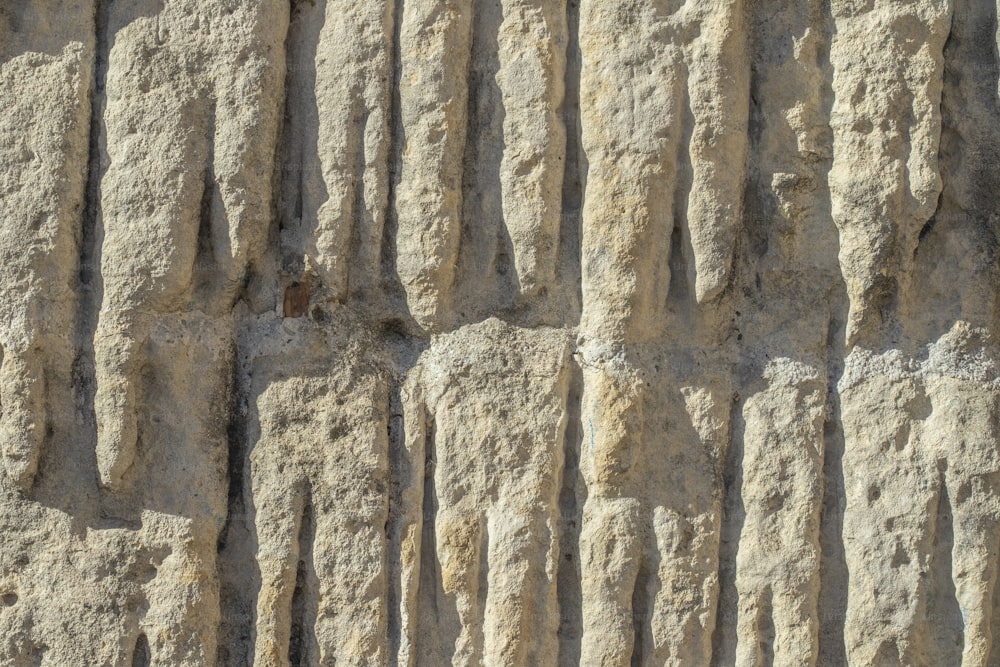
0,0,93,488
282,0,395,305
724,2,838,663
577,2,745,663
828,0,952,345
248,315,390,666
395,0,474,332
396,319,570,665
496,0,567,300
94,0,288,489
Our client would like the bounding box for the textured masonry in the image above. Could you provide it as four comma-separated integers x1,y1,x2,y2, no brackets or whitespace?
2,0,1000,665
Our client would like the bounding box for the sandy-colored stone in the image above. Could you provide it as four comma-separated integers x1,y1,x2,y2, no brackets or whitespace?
392,318,570,666
0,1,92,490
3,0,1000,664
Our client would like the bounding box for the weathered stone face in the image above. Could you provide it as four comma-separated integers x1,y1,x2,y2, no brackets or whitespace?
1,0,999,664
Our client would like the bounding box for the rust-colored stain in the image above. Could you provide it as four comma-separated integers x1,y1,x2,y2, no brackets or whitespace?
283,282,309,318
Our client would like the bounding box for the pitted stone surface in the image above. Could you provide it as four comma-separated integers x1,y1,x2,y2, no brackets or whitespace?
2,0,1000,665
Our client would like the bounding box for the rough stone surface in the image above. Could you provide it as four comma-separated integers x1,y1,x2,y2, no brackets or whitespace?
2,0,1000,665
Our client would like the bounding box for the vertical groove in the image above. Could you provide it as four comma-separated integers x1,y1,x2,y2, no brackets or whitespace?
387,353,426,667
666,212,692,324
74,0,111,495
818,304,848,665
758,588,775,667
914,0,1000,329
556,356,583,666
348,108,370,302
558,0,583,324
927,473,963,664
215,344,254,666
415,413,452,663
130,633,150,667
80,0,109,297
194,103,218,290
815,0,847,660
276,0,309,277
629,561,651,667
386,378,405,664
711,390,746,665
380,0,407,320
457,0,507,321
217,6,296,658
667,73,695,322
289,483,316,666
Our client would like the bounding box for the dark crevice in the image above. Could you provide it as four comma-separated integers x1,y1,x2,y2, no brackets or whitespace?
874,640,901,665
217,349,245,554
277,0,304,261
194,103,218,290
130,633,150,667
292,159,304,229
414,412,460,663
668,66,696,322
215,346,256,666
420,414,439,616
380,0,407,319
558,0,584,324
757,588,775,666
71,0,112,507
927,472,963,665
710,390,746,666
80,0,110,296
276,0,304,244
556,357,583,666
289,483,316,667
630,560,651,667
277,0,320,282
914,215,938,262
912,0,1000,335
416,409,440,655
861,274,900,348
28,644,46,667
666,219,691,322
217,8,294,659
815,0,849,657
742,59,770,263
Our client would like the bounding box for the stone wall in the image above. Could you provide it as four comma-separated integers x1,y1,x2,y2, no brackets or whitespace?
1,0,999,664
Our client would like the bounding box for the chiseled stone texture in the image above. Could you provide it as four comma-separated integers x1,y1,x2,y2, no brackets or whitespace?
2,0,1000,665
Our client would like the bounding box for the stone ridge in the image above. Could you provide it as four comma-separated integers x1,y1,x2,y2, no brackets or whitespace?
0,0,998,665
